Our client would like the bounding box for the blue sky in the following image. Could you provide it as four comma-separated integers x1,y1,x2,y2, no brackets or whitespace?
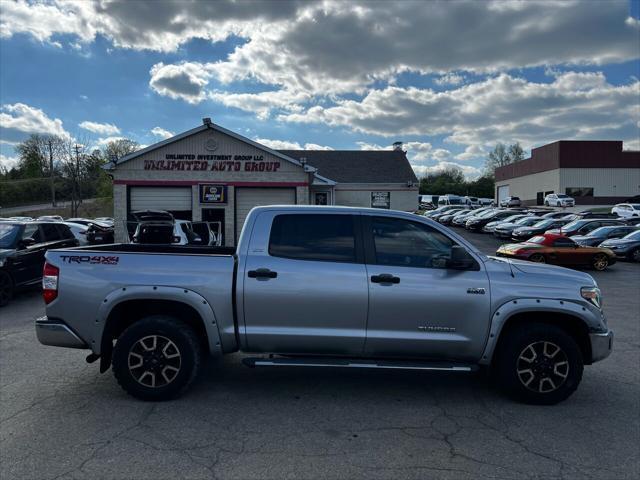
1,0,638,178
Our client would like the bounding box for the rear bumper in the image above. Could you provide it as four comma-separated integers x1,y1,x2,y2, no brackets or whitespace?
589,330,613,363
35,316,87,349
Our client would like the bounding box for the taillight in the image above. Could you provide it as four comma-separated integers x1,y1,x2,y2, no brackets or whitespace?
42,262,59,304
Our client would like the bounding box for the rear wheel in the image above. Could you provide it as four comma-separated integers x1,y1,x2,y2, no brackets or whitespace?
112,315,202,401
529,253,546,263
592,253,609,271
628,247,640,263
495,323,583,405
0,271,13,307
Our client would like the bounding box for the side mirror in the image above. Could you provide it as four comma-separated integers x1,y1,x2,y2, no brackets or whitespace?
447,245,476,270
19,237,36,249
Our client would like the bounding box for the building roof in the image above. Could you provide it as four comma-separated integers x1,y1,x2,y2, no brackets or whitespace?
279,150,419,184
495,140,640,181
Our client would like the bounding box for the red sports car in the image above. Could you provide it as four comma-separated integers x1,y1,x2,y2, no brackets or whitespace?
496,233,616,270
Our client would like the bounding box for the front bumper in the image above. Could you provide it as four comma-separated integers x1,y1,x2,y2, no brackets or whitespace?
589,330,613,363
35,316,87,349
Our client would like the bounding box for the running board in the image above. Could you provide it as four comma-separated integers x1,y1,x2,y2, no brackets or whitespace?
242,357,478,372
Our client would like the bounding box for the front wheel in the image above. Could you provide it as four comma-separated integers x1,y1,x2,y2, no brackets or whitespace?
494,323,583,405
0,271,13,307
529,253,546,263
544,201,549,206
628,247,640,263
112,315,202,401
592,254,609,271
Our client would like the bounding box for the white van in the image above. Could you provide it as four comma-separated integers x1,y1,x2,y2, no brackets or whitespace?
438,194,463,205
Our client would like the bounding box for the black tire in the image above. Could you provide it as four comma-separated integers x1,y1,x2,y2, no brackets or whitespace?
112,315,202,401
628,247,640,263
0,270,13,307
591,253,609,271
544,201,549,206
494,323,583,405
529,253,546,263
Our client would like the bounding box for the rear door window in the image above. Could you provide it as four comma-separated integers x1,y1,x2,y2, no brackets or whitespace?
269,214,357,263
39,223,62,242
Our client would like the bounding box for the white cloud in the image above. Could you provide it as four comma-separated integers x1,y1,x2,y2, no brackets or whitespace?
255,137,333,150
414,162,482,179
0,154,19,171
79,120,120,135
151,126,174,139
283,72,640,163
435,73,465,86
209,89,310,120
94,136,127,148
0,103,70,143
149,62,211,104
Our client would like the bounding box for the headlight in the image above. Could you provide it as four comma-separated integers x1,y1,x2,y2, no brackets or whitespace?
581,286,602,309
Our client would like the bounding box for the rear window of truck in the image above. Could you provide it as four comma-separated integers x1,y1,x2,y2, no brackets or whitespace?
269,214,356,263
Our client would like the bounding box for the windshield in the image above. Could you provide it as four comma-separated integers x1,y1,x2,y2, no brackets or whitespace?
501,214,524,223
527,236,546,244
622,230,640,240
562,220,584,230
588,227,614,238
632,204,640,210
532,219,554,228
515,217,539,226
0,224,21,248
557,194,570,198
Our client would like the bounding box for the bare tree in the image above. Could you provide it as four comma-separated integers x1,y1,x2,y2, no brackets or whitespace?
103,138,140,163
484,142,525,175
508,142,525,163
61,137,90,217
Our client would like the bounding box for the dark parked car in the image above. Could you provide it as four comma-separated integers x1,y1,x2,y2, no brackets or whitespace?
493,216,542,239
511,218,571,241
572,226,638,247
545,218,625,237
599,230,640,262
496,233,616,271
465,210,519,232
0,221,79,306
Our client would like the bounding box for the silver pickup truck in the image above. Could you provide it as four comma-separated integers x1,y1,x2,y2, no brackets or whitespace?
37,206,612,404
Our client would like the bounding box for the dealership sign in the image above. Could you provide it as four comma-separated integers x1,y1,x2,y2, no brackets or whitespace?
200,184,227,204
371,191,390,209
144,154,281,172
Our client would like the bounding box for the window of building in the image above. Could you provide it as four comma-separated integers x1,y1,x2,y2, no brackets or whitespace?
371,216,456,269
269,214,356,263
565,187,594,197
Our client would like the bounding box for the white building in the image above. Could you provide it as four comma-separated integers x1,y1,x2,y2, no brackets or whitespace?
105,119,419,245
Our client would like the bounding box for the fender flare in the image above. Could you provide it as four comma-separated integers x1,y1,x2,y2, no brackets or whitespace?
479,298,600,365
94,285,224,358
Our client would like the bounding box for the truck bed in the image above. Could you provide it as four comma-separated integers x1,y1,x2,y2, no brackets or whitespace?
70,243,237,256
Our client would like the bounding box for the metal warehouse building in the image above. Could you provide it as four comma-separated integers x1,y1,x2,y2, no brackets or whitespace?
495,141,640,206
105,119,419,245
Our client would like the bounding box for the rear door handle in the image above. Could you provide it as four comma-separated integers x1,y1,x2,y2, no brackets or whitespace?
248,268,278,279
371,274,400,284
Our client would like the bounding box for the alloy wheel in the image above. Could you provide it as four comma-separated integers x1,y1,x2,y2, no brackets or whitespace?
128,335,182,388
631,249,640,262
516,341,569,393
592,254,608,271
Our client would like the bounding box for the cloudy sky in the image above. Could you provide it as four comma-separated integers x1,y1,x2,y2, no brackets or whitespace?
0,0,639,177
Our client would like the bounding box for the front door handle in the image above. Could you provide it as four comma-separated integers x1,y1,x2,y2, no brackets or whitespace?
371,274,400,284
248,268,278,279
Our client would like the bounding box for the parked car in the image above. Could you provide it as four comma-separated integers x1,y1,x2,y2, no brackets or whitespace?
511,218,572,241
37,215,64,221
545,219,625,237
544,194,575,207
38,206,613,404
499,196,522,207
85,223,115,245
572,226,638,247
611,203,640,219
7,216,34,221
466,209,520,232
541,211,572,219
493,216,544,239
496,233,616,271
433,207,468,223
66,217,113,229
482,214,529,233
0,221,79,306
94,217,115,226
438,194,463,205
478,198,495,206
599,230,640,262
451,207,494,226
462,196,480,206
572,209,619,219
423,205,464,218
130,211,202,245
62,222,90,246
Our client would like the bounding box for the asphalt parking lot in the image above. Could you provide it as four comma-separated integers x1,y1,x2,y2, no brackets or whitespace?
1,230,639,480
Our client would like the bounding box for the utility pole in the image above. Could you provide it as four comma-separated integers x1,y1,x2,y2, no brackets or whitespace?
72,144,82,217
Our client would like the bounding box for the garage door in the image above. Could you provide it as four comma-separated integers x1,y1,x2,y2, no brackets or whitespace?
130,186,192,212
497,185,510,204
236,188,296,241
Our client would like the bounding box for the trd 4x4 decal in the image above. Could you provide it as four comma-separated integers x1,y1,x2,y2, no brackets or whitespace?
60,255,119,265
